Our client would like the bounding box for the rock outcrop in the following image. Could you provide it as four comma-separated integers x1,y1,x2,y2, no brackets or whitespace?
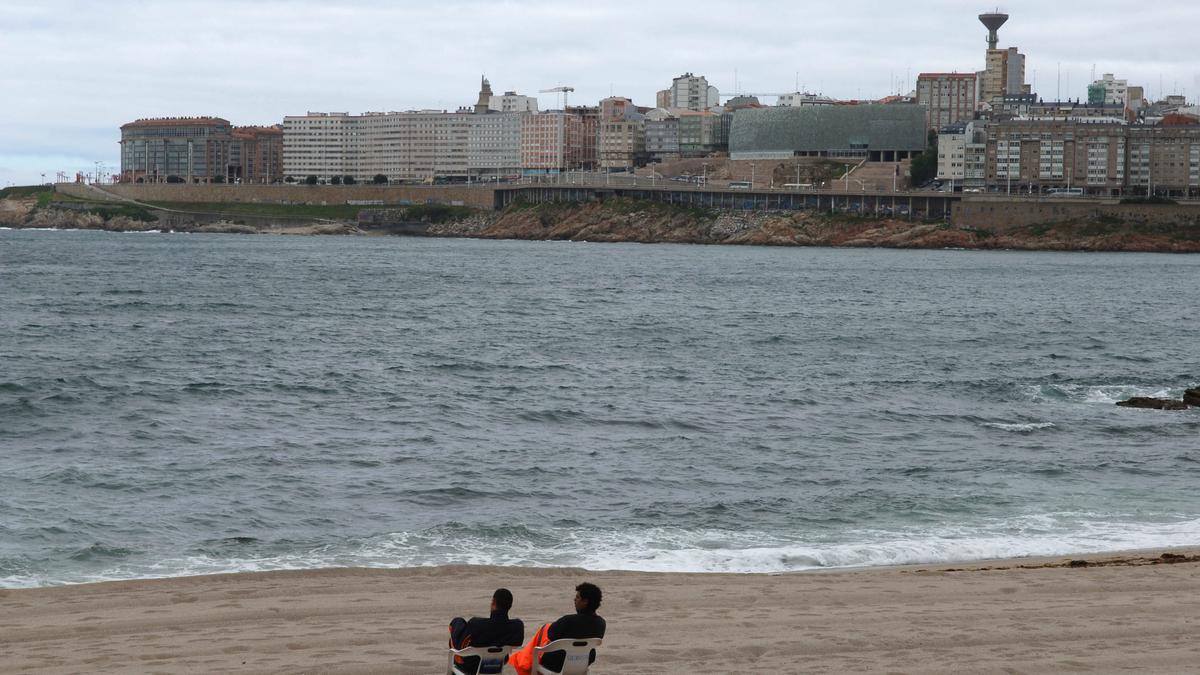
422,199,1200,252
1115,397,1191,411
1184,388,1200,407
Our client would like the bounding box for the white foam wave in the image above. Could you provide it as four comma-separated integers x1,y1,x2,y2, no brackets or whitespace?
1026,383,1178,404
15,514,1199,587
984,421,1055,432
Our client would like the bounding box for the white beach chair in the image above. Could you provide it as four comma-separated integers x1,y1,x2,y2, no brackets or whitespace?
533,638,603,675
446,644,513,675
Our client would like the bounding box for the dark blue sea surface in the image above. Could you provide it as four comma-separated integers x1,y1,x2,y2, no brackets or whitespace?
2,228,1199,587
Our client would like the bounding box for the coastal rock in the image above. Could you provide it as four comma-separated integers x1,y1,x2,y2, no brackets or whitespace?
1115,397,1190,411
1184,388,1200,407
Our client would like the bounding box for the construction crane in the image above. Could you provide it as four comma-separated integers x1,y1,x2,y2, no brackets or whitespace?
719,92,791,99
539,86,575,109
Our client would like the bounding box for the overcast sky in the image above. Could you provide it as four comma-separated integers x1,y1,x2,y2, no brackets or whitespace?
2,0,1198,186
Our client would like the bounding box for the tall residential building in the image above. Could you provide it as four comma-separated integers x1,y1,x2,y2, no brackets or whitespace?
598,97,646,170
980,47,1027,104
468,112,523,178
667,73,719,111
119,117,234,183
916,73,977,130
520,111,587,173
282,112,358,181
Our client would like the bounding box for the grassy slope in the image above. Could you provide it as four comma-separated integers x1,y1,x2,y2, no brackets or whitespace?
136,201,478,222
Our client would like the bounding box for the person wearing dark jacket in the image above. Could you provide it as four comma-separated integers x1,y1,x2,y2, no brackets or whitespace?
539,582,606,673
448,588,524,674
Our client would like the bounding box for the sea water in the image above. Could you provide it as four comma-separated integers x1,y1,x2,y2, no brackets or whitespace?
2,229,1198,587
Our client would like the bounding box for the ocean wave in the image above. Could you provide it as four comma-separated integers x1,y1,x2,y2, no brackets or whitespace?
1023,383,1180,404
983,421,1056,432
9,514,1200,587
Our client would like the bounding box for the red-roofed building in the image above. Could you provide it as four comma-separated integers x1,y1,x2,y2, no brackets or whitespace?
1159,112,1200,126
231,126,284,184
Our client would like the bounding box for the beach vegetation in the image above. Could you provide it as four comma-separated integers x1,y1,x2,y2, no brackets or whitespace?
0,185,54,200
402,203,475,223
305,175,319,185
342,175,357,185
373,174,388,184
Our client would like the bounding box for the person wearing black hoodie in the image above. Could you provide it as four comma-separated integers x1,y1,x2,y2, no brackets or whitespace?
448,588,524,673
539,582,606,673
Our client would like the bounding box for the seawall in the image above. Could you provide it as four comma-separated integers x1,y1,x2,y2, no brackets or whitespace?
953,197,1200,230
57,183,497,210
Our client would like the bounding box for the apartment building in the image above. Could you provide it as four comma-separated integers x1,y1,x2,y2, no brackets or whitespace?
917,73,977,130
644,109,680,162
119,117,234,183
597,98,646,171
1088,73,1129,108
980,47,1027,105
983,117,1200,197
776,92,836,107
1126,124,1200,196
468,112,523,178
986,118,1123,195
936,121,987,189
283,109,525,182
665,73,720,111
678,111,724,157
230,126,283,184
489,91,538,113
282,112,358,181
520,111,585,174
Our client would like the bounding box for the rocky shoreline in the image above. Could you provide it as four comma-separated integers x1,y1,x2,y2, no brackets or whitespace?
5,195,1200,252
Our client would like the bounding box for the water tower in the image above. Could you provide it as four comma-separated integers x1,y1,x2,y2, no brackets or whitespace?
979,12,1009,50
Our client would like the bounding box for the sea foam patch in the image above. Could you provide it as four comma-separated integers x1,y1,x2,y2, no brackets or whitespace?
16,513,1195,586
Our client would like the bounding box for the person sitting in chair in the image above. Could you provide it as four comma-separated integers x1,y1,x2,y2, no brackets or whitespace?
511,582,606,674
448,588,524,673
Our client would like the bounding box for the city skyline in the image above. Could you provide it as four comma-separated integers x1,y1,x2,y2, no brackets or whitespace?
2,0,1199,186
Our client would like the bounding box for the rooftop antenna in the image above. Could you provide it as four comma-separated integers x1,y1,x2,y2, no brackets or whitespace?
978,10,1009,50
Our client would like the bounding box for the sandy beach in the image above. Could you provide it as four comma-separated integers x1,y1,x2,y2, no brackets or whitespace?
3,550,1199,674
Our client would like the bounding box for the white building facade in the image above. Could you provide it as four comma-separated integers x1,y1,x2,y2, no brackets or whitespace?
283,110,523,182
668,73,719,111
